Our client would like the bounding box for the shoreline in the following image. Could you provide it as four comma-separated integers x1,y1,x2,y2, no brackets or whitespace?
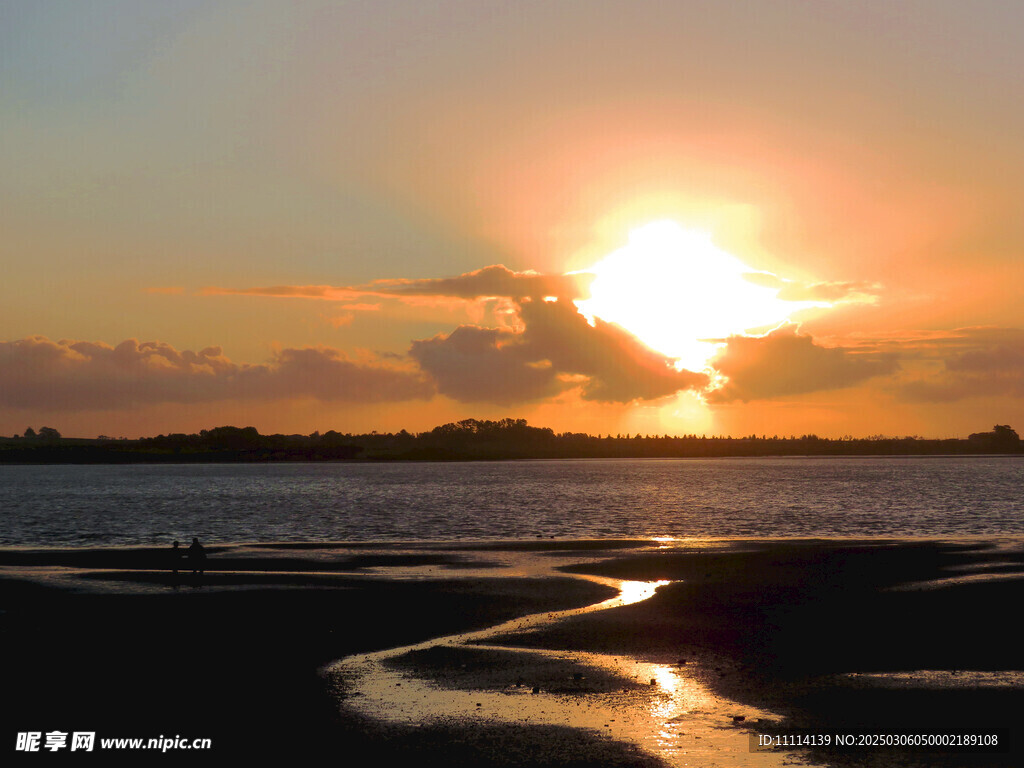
3,452,1023,467
4,538,1024,765
5,532,1024,555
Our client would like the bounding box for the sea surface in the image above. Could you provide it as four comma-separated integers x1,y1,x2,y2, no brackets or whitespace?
2,456,1022,547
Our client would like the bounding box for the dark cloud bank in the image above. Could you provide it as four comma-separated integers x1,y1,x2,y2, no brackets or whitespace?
13,262,1021,413
898,328,1024,402
0,300,708,412
0,337,431,410
707,324,898,403
0,323,907,413
410,299,707,405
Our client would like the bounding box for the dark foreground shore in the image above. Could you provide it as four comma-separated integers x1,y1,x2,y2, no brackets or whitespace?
3,538,1023,766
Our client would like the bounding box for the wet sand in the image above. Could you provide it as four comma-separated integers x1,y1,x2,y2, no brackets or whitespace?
3,538,1023,765
487,539,1024,766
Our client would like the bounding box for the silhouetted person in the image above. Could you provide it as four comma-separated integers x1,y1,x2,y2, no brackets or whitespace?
187,537,206,575
168,540,184,589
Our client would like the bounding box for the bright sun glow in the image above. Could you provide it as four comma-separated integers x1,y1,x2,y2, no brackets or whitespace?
574,220,823,371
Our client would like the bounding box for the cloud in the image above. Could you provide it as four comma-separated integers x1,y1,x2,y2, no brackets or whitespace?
742,273,881,304
0,337,432,411
706,324,898,402
896,327,1024,402
201,285,360,300
873,326,1024,357
408,325,564,405
324,302,382,328
205,265,594,303
410,299,707,404
364,265,594,300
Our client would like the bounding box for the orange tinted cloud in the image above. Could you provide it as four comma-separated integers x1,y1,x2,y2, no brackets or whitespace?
206,265,594,303
409,325,564,405
410,298,707,405
896,327,1024,402
0,337,431,411
741,273,881,304
201,285,361,300
365,265,593,300
707,324,898,403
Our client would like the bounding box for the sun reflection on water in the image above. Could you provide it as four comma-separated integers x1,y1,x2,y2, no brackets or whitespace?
328,568,810,767
618,579,669,605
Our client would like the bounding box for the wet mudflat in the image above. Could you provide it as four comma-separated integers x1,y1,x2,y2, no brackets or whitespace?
3,538,1023,766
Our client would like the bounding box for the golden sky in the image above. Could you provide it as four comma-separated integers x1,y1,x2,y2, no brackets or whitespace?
2,1,1023,438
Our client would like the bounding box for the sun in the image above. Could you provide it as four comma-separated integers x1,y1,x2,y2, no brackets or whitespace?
573,220,822,371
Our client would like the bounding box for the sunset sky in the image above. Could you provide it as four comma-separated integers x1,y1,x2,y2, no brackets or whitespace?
3,1,1023,439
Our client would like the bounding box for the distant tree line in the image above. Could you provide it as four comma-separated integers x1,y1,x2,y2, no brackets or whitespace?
13,426,62,441
0,419,1019,463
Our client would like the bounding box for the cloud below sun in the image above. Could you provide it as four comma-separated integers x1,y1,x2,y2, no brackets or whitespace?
0,222,908,419
195,220,886,405
573,221,876,371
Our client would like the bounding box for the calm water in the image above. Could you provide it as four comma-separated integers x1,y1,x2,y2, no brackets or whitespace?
1,457,1022,547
